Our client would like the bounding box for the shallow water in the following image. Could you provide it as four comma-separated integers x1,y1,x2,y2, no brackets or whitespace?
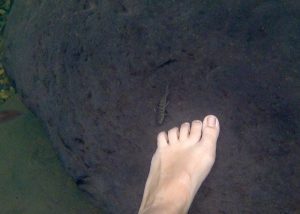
0,94,101,213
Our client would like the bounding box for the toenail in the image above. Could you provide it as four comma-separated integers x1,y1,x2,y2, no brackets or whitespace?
207,116,216,127
194,120,201,124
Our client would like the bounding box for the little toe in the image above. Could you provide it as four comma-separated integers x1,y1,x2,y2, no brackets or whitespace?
168,127,180,145
179,122,190,142
188,120,202,143
157,131,168,148
200,115,220,155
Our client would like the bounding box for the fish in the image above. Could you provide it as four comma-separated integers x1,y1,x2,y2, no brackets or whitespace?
157,83,170,125
0,110,22,123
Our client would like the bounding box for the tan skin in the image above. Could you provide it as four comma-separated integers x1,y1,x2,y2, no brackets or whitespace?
139,115,220,214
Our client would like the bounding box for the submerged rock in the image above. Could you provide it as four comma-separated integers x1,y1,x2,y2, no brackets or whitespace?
0,109,22,123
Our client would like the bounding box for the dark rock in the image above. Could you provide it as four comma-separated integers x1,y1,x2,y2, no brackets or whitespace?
3,0,300,213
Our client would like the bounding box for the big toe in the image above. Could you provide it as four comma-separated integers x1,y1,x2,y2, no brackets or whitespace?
199,115,220,156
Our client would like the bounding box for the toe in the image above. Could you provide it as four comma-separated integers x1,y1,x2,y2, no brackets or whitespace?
157,131,168,148
179,122,190,142
199,115,220,155
168,127,180,144
188,120,202,143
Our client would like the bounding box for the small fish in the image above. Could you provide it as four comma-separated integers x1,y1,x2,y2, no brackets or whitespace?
0,110,22,123
157,84,170,125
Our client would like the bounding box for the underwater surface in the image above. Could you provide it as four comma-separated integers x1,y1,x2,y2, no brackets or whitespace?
0,94,101,213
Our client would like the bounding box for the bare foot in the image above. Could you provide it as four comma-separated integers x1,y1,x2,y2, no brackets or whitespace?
139,115,220,214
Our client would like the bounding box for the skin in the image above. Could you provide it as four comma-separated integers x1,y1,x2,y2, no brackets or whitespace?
139,115,220,214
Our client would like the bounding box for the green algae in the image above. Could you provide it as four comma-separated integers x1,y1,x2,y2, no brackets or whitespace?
0,94,101,214
0,0,16,103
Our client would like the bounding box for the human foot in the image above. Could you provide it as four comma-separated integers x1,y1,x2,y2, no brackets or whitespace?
139,115,220,214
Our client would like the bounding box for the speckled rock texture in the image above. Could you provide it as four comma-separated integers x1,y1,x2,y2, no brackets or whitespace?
4,0,300,213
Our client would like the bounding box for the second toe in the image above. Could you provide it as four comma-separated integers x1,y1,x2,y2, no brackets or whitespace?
188,120,203,143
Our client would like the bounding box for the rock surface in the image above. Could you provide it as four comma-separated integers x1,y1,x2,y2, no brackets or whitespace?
4,0,300,213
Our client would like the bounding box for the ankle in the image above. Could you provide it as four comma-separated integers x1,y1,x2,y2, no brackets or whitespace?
139,176,192,214
139,202,187,214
